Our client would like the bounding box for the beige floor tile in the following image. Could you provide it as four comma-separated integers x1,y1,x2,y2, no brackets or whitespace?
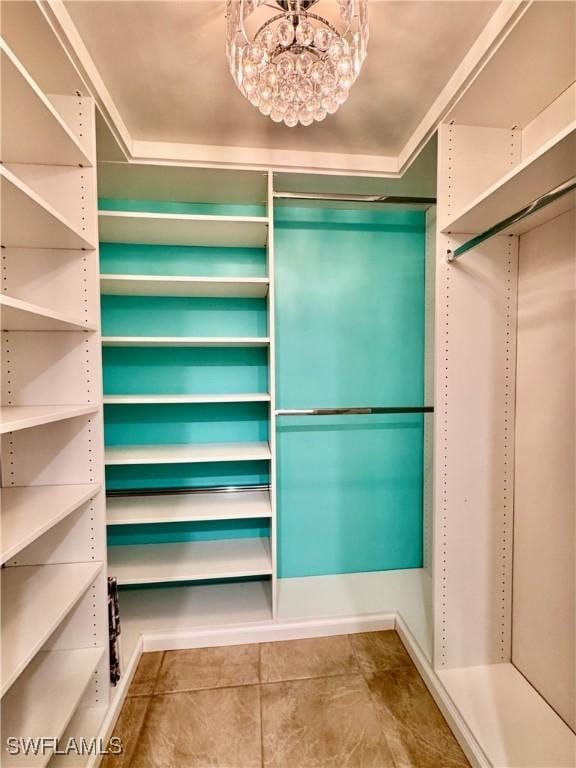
350,631,413,679
155,644,260,693
366,666,470,766
131,685,262,768
100,696,150,768
260,635,359,683
128,651,164,697
261,674,395,767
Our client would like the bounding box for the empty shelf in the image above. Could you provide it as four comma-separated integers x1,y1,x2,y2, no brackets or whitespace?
100,274,269,298
0,165,95,250
1,484,100,565
438,663,576,768
103,393,270,404
108,537,272,585
104,442,271,465
443,122,576,235
0,295,97,332
1,561,103,696
1,42,92,167
119,580,273,662
107,489,272,526
48,705,108,768
98,210,269,248
101,336,270,347
0,405,98,435
2,647,105,768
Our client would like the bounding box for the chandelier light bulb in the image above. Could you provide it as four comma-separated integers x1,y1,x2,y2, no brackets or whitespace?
227,0,369,127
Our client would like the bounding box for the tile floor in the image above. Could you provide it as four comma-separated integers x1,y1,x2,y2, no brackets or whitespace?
102,631,470,768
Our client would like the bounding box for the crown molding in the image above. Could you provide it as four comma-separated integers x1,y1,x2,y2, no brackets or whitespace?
43,0,530,177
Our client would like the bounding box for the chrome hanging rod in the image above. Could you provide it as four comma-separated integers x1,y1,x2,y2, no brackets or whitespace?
106,484,270,498
275,406,434,416
448,176,576,261
273,192,436,205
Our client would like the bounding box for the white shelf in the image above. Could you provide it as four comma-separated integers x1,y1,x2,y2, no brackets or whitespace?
0,165,95,250
103,393,270,404
108,537,272,585
1,484,100,565
98,210,269,248
443,122,576,235
1,42,92,167
2,647,105,768
100,274,269,298
104,441,271,465
0,404,99,435
107,489,272,526
0,295,97,332
438,663,576,768
101,336,270,348
119,579,273,663
1,561,103,696
48,705,108,768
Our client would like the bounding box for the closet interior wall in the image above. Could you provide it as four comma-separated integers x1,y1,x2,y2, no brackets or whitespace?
1,4,111,764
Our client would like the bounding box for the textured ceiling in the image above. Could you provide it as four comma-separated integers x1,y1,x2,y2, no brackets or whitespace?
65,0,499,156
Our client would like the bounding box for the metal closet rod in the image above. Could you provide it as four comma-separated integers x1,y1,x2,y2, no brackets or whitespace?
107,484,270,498
273,192,437,205
276,406,434,416
448,176,576,261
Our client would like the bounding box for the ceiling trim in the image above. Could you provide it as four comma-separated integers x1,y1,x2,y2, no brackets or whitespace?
44,0,531,176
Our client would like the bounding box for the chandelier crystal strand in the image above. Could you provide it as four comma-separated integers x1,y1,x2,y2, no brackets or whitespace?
226,0,368,127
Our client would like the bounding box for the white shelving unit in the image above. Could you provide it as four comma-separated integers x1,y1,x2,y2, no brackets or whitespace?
1,484,100,564
101,336,270,347
442,121,576,235
107,489,272,526
0,25,109,765
104,442,271,465
98,161,276,676
108,538,272,586
0,295,98,332
0,405,99,435
0,165,95,250
98,210,268,248
100,274,269,298
0,41,92,167
103,393,270,404
2,647,106,768
1,562,103,696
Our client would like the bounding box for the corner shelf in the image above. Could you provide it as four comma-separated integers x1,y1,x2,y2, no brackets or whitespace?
2,647,105,768
101,336,270,348
107,489,272,526
103,393,270,404
1,42,93,167
100,274,269,298
1,561,103,697
108,537,272,585
0,484,100,565
442,122,576,235
0,405,99,435
98,210,269,248
0,165,95,250
0,295,97,332
104,442,271,465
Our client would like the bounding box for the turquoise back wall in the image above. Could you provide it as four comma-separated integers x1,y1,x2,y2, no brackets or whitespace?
274,207,426,577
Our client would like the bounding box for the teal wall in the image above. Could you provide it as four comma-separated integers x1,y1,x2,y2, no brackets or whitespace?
275,207,426,577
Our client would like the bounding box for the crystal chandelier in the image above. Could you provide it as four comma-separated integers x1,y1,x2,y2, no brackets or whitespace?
226,0,369,127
